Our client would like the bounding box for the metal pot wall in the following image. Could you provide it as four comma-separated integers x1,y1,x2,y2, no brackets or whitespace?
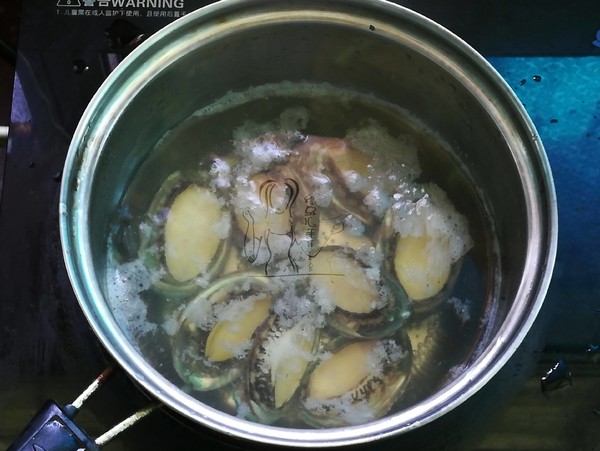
59,0,557,447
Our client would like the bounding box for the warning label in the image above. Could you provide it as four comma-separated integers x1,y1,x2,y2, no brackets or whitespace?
56,0,187,17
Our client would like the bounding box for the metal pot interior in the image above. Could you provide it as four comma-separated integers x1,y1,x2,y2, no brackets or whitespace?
60,0,557,447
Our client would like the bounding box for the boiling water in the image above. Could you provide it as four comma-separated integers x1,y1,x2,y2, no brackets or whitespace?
105,82,498,428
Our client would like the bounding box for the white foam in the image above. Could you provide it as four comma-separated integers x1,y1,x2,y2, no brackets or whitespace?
273,286,322,329
303,392,376,425
181,296,213,330
235,135,291,175
209,157,232,189
311,174,333,207
390,182,473,263
212,210,232,240
363,187,392,218
343,214,366,236
105,255,158,345
383,338,408,363
308,281,337,315
161,316,178,336
342,170,368,193
259,318,316,386
366,341,388,378
447,297,472,324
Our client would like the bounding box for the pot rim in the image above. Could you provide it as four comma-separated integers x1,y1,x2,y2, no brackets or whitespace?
59,0,558,447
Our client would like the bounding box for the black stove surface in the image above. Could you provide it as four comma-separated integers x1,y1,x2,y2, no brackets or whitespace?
1,1,600,449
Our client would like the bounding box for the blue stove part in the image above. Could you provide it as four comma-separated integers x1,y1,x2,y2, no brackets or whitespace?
488,56,600,347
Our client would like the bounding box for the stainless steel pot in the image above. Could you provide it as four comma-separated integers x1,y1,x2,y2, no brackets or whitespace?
59,0,557,447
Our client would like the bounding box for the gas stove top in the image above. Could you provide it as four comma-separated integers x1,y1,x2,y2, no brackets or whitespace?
1,1,600,449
